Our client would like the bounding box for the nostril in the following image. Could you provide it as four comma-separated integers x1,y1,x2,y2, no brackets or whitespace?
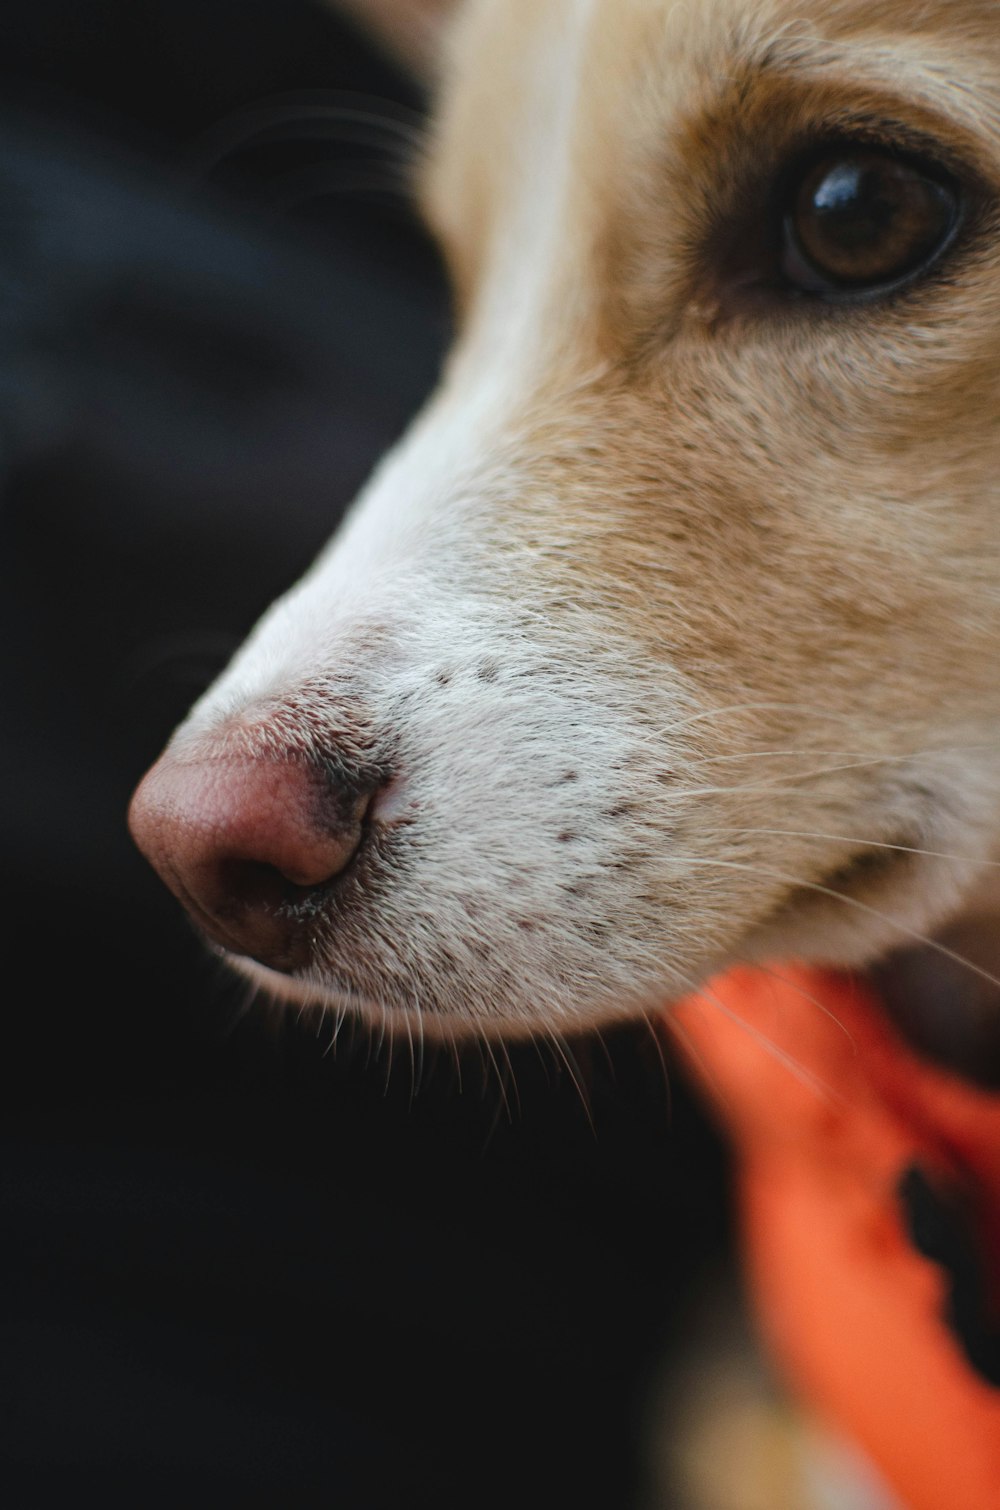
214,855,341,915
129,746,379,974
220,857,298,911
198,857,337,974
212,799,368,895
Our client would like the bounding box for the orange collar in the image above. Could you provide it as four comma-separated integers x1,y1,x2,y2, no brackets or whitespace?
673,966,1000,1510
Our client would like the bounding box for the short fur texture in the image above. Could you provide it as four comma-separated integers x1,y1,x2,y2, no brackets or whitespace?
142,0,1000,1040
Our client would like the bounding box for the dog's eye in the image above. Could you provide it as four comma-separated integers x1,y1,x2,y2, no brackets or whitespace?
781,150,960,296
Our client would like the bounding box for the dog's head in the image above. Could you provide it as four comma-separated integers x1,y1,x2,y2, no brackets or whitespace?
130,0,1000,1039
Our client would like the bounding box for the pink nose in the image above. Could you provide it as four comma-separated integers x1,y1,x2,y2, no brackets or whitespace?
128,749,374,973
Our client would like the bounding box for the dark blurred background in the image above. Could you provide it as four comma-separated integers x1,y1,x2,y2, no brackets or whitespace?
0,3,730,1505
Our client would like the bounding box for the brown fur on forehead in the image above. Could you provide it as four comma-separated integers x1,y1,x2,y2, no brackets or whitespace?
560,0,1000,132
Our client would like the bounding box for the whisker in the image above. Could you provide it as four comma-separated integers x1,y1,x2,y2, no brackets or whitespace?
402,1009,417,1105
669,854,1000,998
591,1028,618,1083
683,746,908,767
657,747,998,802
649,699,910,739
497,1036,522,1119
639,1015,675,1118
378,1000,393,1093
417,1009,427,1098
475,1037,516,1152
546,1030,596,1133
480,1035,513,1124
657,959,846,1103
531,1033,558,1088
449,1028,464,1095
729,957,858,1052
322,1001,350,1058
725,827,1000,869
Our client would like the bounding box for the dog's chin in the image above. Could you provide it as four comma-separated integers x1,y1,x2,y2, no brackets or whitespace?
208,837,998,1049
221,950,610,1043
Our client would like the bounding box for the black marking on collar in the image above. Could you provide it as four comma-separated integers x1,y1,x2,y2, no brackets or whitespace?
898,1164,1000,1388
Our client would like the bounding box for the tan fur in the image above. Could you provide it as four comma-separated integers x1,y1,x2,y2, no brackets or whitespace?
418,0,1000,992
140,0,1000,1038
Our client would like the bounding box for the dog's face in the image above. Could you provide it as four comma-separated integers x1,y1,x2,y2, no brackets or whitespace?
130,0,1000,1039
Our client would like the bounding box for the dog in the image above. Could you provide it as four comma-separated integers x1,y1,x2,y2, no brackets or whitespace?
130,0,1000,1062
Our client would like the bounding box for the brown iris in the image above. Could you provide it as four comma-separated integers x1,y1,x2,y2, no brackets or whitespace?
783,150,959,294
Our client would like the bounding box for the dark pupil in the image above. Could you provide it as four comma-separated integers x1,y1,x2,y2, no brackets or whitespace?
792,153,956,289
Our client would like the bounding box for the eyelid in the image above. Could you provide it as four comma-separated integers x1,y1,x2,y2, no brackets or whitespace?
795,117,970,177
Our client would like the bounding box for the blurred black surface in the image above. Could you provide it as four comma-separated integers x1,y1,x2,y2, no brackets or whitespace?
0,3,730,1506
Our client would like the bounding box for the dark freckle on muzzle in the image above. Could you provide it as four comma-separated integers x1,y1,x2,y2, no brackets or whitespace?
129,741,388,974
